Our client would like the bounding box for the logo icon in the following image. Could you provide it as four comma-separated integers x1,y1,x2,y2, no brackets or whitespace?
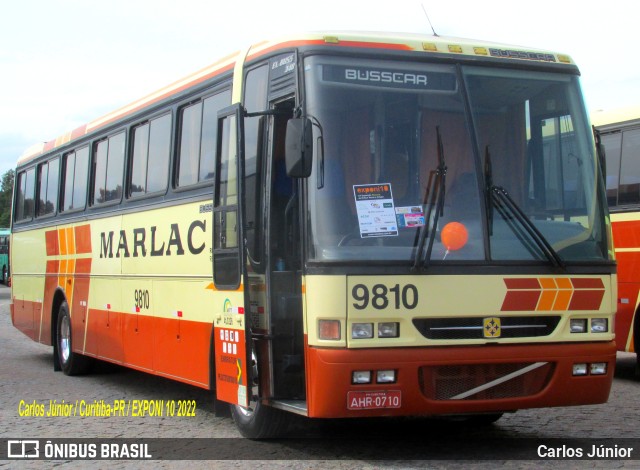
483,317,501,338
8,440,39,459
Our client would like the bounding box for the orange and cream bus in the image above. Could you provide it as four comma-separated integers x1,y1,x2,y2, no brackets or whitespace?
593,107,640,369
11,31,616,437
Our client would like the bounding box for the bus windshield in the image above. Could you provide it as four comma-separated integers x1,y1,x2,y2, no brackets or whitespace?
304,56,610,265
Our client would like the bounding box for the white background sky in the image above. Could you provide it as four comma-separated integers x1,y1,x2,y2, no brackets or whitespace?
1,0,638,176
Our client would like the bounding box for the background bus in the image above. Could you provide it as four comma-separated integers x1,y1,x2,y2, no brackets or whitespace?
593,107,640,369
11,32,616,438
0,228,9,284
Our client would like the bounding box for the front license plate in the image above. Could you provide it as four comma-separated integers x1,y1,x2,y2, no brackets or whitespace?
347,390,401,410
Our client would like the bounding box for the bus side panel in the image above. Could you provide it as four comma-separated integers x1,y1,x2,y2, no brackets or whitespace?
122,312,155,372
42,259,60,346
151,279,213,387
11,229,46,342
122,279,154,371
615,282,638,352
70,258,92,352
611,216,640,352
85,278,124,362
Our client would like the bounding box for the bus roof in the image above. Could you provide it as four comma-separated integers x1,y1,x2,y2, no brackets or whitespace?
17,31,575,168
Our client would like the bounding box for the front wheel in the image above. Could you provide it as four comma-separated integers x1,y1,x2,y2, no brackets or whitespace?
55,301,92,375
230,400,292,439
229,348,292,438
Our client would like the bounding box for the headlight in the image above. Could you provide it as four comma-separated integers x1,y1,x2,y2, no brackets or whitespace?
572,363,588,376
352,370,372,384
378,322,399,338
352,323,373,339
570,319,587,333
591,318,608,333
376,370,396,383
590,363,607,375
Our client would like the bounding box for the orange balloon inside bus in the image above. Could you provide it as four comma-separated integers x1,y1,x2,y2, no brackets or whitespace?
441,222,469,251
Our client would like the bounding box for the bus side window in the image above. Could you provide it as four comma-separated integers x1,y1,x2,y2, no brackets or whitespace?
130,113,172,197
618,128,640,206
61,146,89,212
36,157,59,217
176,89,231,188
92,132,125,205
602,132,622,207
15,168,35,222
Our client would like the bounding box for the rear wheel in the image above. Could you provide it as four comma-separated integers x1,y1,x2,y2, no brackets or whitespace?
2,266,7,285
229,348,292,438
55,301,92,375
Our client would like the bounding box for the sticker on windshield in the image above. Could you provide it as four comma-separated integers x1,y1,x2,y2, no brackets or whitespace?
395,206,425,228
353,184,398,238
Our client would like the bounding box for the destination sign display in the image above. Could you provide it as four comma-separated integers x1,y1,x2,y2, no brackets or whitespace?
323,65,456,91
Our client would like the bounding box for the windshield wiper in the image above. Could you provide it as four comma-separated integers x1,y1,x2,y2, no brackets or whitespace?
412,126,447,270
483,145,563,268
490,185,565,269
484,145,494,236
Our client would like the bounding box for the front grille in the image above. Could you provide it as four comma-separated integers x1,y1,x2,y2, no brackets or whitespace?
419,362,555,400
413,316,560,340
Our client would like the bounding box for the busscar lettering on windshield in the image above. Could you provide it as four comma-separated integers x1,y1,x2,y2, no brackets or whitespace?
353,183,398,238
322,65,457,91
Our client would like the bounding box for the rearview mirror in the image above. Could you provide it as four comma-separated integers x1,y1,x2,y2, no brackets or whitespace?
285,118,313,178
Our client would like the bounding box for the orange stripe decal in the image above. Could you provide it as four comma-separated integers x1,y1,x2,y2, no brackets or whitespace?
45,230,59,256
501,277,605,311
75,224,92,254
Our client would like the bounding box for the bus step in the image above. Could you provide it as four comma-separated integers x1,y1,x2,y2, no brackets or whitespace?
271,399,308,416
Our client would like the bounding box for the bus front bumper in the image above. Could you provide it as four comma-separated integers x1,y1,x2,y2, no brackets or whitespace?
304,341,616,418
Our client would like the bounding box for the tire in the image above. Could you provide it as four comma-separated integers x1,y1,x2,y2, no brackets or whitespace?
230,399,292,439
55,301,92,375
2,266,6,285
228,348,292,438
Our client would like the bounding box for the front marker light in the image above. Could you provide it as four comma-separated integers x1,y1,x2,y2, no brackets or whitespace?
378,322,400,338
590,363,608,375
352,323,373,339
352,370,372,384
319,320,341,340
570,319,587,333
591,318,608,333
573,363,588,376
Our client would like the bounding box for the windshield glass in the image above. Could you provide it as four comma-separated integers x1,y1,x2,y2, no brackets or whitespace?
304,56,610,265
463,66,608,262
